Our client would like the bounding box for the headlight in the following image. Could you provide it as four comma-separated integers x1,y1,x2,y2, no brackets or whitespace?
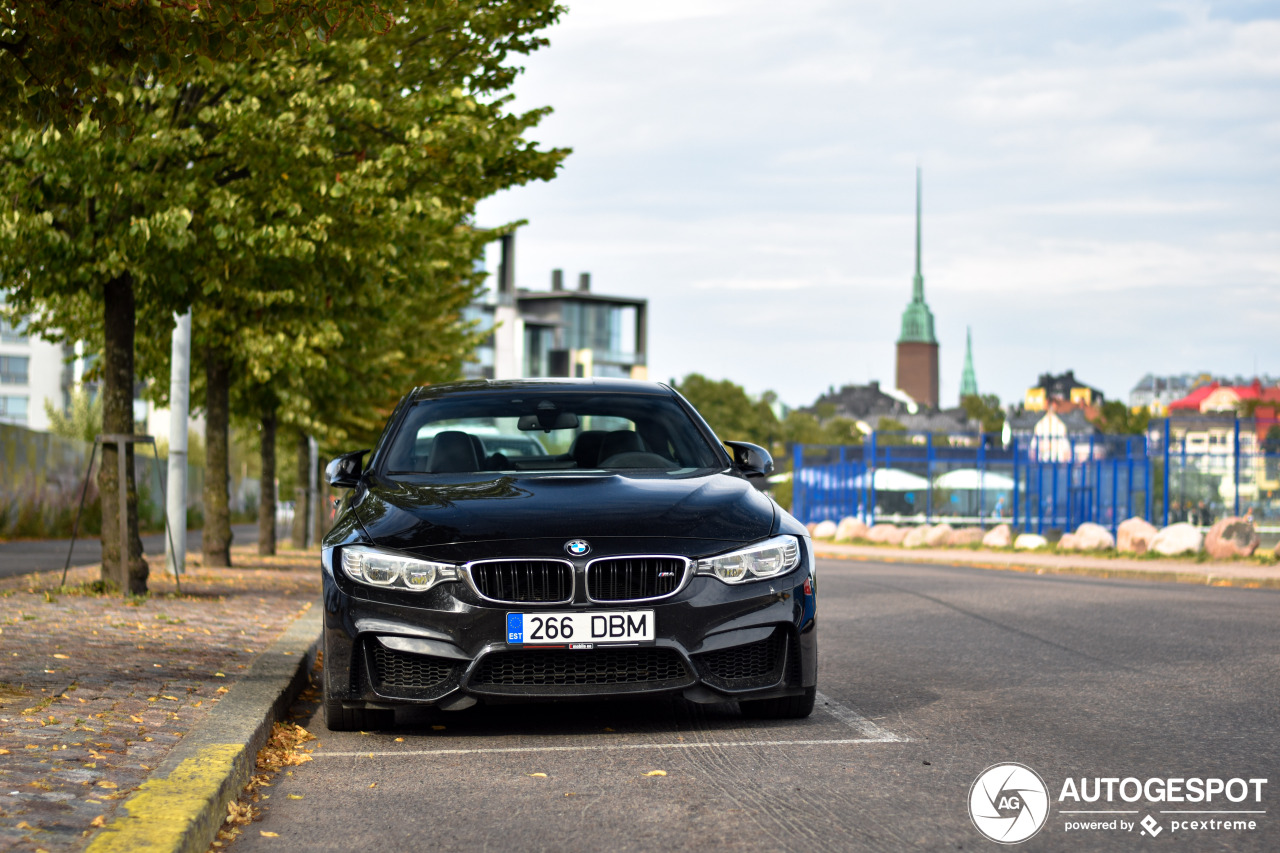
697,535,801,584
339,545,459,592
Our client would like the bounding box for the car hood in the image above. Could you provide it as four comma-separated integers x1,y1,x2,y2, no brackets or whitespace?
352,470,776,551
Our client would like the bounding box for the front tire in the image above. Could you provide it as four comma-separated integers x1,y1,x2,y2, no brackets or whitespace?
739,686,816,719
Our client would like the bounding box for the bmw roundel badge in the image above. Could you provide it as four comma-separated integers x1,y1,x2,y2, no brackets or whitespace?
565,539,591,557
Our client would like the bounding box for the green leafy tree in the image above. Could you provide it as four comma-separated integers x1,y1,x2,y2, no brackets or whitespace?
1,1,567,582
675,374,780,449
961,393,1005,435
0,0,390,127
1091,400,1150,435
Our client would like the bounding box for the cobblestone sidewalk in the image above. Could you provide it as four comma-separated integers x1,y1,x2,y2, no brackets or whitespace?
0,547,321,853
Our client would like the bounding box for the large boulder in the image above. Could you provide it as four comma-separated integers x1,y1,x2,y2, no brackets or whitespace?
867,524,907,545
982,524,1012,548
812,520,838,540
902,525,932,548
1117,517,1158,554
924,523,954,547
1074,522,1115,551
1205,517,1260,559
1057,532,1081,551
834,517,870,542
947,527,986,546
1152,522,1204,556
1014,533,1048,550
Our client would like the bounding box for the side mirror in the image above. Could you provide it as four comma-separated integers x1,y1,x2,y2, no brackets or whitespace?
326,450,370,488
724,441,774,480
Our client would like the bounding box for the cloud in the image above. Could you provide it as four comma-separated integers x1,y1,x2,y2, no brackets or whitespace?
478,0,1280,407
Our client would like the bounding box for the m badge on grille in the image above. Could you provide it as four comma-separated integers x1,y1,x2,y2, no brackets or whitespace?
565,539,591,557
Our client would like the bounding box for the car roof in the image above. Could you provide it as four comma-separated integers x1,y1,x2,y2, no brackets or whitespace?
407,378,676,402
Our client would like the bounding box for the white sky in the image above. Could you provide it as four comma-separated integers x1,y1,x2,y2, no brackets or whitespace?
475,0,1280,410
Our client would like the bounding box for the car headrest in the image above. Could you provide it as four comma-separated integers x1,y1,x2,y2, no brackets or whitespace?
600,430,644,462
569,430,607,468
427,431,480,473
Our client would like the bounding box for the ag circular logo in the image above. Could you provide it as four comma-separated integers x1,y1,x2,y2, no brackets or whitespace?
969,763,1050,844
564,539,591,557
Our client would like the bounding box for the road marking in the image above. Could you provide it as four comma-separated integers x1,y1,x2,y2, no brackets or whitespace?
815,691,907,742
312,737,900,757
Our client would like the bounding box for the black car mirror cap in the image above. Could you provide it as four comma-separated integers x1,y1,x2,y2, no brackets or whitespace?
326,449,370,488
724,441,774,479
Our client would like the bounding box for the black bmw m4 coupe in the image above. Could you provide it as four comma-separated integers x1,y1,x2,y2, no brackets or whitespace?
320,378,818,730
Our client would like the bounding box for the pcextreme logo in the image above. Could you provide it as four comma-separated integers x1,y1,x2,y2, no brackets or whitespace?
969,763,1269,844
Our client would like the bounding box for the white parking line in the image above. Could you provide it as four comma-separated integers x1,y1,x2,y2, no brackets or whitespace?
815,691,907,742
314,737,898,758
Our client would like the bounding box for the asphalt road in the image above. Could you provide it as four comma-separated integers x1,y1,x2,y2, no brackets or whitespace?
233,559,1280,852
0,523,260,578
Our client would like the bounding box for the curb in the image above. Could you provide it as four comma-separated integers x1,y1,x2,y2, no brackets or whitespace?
814,549,1280,590
85,604,323,853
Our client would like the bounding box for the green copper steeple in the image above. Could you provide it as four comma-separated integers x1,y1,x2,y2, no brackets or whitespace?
959,326,978,399
897,167,937,344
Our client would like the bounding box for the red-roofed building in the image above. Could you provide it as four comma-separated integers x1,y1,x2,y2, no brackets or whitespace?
1167,379,1280,414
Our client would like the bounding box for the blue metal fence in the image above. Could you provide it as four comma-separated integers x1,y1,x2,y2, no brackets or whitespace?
792,431,1151,538
792,418,1280,537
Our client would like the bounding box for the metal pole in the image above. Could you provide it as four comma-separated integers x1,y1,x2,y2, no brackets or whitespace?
978,435,987,528
166,310,191,577
1111,456,1119,539
1233,416,1241,518
61,440,99,587
307,436,319,548
1126,438,1134,522
1162,418,1171,527
1065,438,1073,533
1012,436,1019,525
868,431,877,527
925,433,933,524
146,437,180,595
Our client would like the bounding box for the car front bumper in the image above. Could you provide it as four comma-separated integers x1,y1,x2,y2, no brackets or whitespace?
320,542,818,711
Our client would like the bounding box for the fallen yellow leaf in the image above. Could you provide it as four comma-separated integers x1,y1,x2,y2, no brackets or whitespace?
53,654,69,659
130,715,144,723
162,696,179,701
0,749,9,755
287,794,304,800
394,737,404,743
96,781,118,789
642,770,667,777
90,815,106,828
527,773,547,778
368,782,377,788
260,831,279,837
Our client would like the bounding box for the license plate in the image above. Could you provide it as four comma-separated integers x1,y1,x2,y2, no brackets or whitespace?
506,611,655,645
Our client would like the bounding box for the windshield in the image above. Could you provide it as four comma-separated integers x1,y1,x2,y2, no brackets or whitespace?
381,391,723,475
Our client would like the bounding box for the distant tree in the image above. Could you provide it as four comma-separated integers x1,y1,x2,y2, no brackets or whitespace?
1091,401,1150,435
779,411,861,448
961,393,1005,435
675,374,779,448
874,416,910,446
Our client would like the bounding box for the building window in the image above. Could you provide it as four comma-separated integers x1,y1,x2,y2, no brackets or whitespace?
0,355,29,385
0,395,28,422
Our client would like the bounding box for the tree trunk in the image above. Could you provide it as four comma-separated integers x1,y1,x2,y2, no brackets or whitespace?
202,348,232,567
292,430,310,549
257,407,277,556
98,273,148,594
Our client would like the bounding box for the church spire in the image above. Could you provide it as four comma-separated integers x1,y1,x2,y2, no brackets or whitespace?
913,165,923,299
897,166,936,344
959,326,978,400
